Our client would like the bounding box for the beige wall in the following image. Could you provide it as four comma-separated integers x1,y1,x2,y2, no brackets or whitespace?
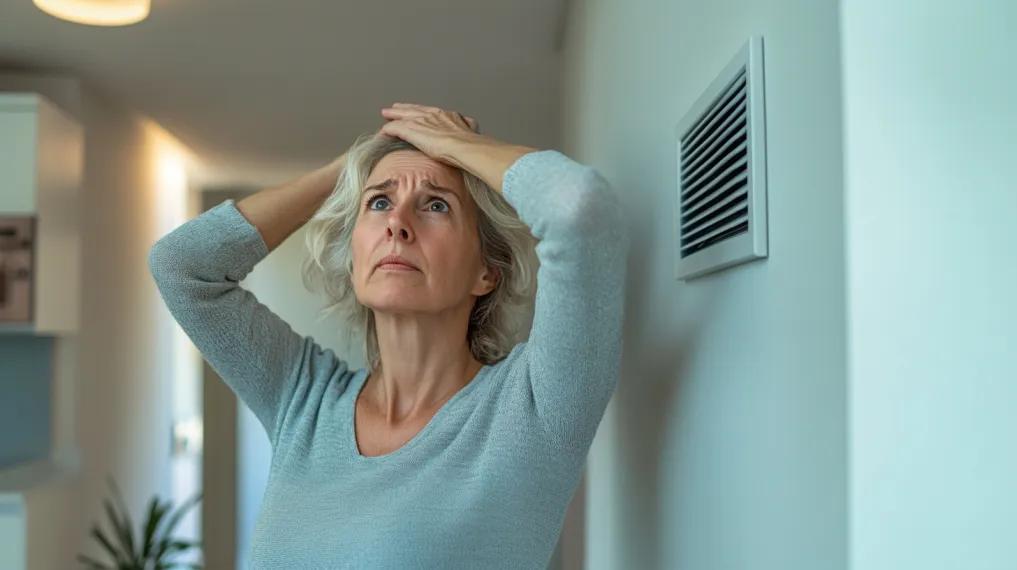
0,72,195,569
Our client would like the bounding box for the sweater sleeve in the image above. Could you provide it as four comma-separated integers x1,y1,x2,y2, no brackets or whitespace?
147,198,343,448
500,149,630,455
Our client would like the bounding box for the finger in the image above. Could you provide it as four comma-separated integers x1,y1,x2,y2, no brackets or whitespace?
451,111,480,131
385,107,463,132
452,113,479,133
381,107,423,118
391,102,442,113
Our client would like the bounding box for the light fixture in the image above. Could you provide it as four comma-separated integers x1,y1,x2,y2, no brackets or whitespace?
33,0,150,27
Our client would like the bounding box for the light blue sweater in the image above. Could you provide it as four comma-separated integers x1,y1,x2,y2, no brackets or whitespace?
148,149,629,569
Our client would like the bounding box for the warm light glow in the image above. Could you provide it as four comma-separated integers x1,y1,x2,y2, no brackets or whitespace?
143,117,196,236
33,0,150,26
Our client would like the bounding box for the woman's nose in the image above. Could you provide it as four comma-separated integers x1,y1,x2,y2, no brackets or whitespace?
385,205,414,241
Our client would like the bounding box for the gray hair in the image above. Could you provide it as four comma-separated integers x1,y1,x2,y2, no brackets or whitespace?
301,132,538,372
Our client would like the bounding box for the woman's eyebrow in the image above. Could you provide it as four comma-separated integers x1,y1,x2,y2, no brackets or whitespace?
364,178,460,202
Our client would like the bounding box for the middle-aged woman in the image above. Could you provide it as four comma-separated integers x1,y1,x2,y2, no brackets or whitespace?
148,102,630,569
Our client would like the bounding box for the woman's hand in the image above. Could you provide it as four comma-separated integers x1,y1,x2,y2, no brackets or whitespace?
379,102,538,193
379,102,480,168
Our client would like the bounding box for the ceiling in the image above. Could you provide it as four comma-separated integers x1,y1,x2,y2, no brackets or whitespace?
0,0,567,187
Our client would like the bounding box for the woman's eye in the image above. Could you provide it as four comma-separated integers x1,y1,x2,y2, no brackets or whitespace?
366,195,389,210
428,199,450,213
366,195,449,213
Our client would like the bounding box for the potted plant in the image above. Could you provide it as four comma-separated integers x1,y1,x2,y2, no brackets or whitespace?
77,474,203,569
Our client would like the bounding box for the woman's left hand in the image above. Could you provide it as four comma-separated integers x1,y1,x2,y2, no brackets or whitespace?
379,103,481,169
379,102,538,193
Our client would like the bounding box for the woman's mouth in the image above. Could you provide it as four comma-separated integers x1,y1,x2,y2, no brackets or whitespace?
378,263,418,271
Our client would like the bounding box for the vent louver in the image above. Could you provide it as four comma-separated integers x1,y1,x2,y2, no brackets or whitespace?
674,35,768,280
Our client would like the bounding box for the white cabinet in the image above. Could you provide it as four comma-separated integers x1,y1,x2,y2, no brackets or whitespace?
0,92,83,492
0,92,83,334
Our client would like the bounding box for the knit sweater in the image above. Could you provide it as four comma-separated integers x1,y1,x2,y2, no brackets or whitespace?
147,148,629,569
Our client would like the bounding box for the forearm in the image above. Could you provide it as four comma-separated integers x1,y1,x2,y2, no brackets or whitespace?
447,134,538,194
236,153,346,253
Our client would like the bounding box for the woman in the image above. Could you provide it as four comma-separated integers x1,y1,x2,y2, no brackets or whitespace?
148,102,629,569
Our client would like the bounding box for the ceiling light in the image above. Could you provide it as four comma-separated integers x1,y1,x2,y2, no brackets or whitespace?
33,0,150,27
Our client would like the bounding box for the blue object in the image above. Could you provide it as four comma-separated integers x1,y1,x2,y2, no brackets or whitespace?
0,335,53,469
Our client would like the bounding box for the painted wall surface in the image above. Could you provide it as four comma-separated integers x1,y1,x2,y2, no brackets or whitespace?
842,2,1017,569
559,1,848,568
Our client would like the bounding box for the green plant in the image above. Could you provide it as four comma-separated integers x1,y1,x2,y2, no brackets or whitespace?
77,474,203,569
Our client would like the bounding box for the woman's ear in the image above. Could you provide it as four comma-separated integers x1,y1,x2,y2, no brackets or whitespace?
472,265,499,297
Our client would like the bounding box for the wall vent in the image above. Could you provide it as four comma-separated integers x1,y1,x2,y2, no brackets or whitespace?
674,35,768,281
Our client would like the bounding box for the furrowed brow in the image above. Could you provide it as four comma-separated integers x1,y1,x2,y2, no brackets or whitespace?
363,178,460,202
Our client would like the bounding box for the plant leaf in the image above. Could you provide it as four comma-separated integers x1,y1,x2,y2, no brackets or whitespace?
76,552,115,569
164,539,200,553
107,475,138,563
141,496,170,560
152,492,202,561
162,550,203,570
102,497,136,565
147,498,175,565
154,536,201,562
89,522,127,567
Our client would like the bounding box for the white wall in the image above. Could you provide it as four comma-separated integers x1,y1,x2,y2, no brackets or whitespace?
560,0,848,568
842,2,1017,569
0,73,196,569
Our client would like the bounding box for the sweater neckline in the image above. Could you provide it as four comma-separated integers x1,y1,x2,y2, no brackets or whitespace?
349,363,493,462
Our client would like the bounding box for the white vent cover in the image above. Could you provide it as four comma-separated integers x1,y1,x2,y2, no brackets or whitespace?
673,35,768,281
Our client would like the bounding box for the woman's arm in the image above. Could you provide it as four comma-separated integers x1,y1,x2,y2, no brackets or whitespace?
444,134,538,194
236,152,346,252
446,133,631,455
496,150,630,455
149,178,348,448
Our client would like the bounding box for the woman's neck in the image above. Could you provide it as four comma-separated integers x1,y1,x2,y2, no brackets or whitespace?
366,300,483,421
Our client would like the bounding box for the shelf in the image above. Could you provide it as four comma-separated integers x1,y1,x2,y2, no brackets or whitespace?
0,446,81,492
0,323,40,335
0,91,83,335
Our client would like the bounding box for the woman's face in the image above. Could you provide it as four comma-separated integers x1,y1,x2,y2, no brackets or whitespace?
351,149,496,316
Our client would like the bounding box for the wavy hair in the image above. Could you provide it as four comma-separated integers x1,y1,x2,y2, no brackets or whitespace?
301,132,539,372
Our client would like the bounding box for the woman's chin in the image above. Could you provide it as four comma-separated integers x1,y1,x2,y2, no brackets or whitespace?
364,294,428,313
